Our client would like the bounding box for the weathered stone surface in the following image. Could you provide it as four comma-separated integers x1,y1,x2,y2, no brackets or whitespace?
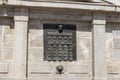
29,63,53,74
29,31,43,47
108,65,119,74
0,2,120,80
28,48,43,62
68,64,89,74
76,22,92,38
105,32,113,61
77,38,91,60
112,30,120,49
28,75,55,80
28,21,43,47
0,51,1,61
113,30,120,38
61,74,91,80
108,74,120,80
113,51,120,61
3,25,14,34
3,48,13,59
3,34,14,47
0,26,2,46
0,63,8,73
13,8,29,78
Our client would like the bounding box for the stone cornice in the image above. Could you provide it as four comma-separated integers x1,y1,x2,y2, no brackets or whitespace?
4,0,120,12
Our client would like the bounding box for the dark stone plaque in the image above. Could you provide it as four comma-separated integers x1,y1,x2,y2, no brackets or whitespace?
44,24,76,61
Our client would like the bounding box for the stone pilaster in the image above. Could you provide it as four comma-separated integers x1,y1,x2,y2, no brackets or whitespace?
13,8,28,79
92,13,107,80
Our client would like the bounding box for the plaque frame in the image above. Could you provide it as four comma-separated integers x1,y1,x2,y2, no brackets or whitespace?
43,24,76,61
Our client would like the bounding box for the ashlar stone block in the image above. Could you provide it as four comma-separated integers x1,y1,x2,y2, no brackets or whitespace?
29,31,43,47
113,39,120,49
3,25,14,34
0,63,8,74
68,64,89,74
113,30,120,49
106,32,113,60
3,34,14,47
28,48,43,63
113,51,120,61
28,75,54,80
29,63,53,74
3,48,13,59
108,64,119,74
77,38,91,60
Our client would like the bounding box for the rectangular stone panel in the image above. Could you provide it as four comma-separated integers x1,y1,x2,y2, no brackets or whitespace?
113,30,120,49
108,65,119,74
28,74,55,80
68,64,89,74
0,63,8,73
76,23,92,38
3,48,13,59
29,63,53,74
108,74,120,80
3,34,14,47
29,31,43,47
3,25,14,34
61,74,91,80
77,38,91,60
28,48,43,63
113,39,120,49
113,30,120,38
113,51,120,61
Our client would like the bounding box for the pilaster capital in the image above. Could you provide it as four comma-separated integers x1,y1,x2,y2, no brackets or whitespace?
92,12,106,25
14,7,29,22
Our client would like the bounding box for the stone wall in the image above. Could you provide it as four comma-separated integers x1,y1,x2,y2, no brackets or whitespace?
28,10,93,79
0,6,119,80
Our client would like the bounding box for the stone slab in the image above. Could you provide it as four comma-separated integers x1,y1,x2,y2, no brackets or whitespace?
28,48,43,62
77,38,91,60
3,48,13,59
108,65,119,74
3,34,14,47
0,63,8,73
29,31,43,47
113,51,120,61
29,63,53,74
68,64,89,74
112,30,120,49
113,39,120,49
